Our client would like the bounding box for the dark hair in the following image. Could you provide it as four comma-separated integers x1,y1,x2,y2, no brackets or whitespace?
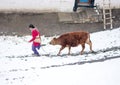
29,24,35,28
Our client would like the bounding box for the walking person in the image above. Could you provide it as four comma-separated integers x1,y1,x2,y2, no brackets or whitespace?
28,24,41,56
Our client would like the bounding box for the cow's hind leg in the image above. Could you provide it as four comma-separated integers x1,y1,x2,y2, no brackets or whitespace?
68,46,71,55
57,46,65,55
81,44,85,55
86,39,93,52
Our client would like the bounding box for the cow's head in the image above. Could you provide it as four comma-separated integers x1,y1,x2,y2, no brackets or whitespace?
49,38,58,45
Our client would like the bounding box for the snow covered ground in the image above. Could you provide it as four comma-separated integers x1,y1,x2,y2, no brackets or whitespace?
0,27,120,85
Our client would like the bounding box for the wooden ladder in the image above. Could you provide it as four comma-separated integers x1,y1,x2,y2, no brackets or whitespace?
103,0,113,29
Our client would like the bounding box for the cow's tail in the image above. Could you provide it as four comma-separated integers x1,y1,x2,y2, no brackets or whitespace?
86,33,91,43
88,33,92,43
86,33,93,52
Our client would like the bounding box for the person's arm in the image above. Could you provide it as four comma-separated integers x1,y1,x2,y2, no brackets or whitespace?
29,31,36,42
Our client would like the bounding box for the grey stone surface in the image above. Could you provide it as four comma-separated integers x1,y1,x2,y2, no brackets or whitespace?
0,9,120,36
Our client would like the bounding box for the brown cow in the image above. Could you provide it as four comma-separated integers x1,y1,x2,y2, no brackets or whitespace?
49,31,93,55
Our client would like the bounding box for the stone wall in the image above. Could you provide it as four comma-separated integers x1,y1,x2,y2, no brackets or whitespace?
0,9,120,36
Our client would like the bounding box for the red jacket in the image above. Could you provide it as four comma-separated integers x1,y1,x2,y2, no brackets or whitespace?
29,28,41,46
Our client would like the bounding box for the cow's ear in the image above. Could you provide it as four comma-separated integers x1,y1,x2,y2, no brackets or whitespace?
53,38,56,40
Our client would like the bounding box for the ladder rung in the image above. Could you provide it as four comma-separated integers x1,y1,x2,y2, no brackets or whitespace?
103,7,111,10
105,23,112,25
103,9,111,11
103,4,110,5
105,18,111,20
104,13,111,15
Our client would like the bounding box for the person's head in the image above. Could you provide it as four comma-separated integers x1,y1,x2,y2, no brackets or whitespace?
29,24,35,31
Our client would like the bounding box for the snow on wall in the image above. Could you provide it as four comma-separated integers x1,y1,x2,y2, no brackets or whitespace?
0,0,74,12
95,0,120,9
0,0,119,12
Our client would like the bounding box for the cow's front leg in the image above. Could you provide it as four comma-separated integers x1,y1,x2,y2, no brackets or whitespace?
80,44,85,55
57,46,65,55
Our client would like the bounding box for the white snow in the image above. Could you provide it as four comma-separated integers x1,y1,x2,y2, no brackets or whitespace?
0,27,120,85
0,0,74,12
0,0,120,12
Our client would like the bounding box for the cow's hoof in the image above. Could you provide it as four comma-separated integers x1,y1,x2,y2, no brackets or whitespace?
68,53,70,55
91,50,95,53
80,52,83,55
57,54,60,56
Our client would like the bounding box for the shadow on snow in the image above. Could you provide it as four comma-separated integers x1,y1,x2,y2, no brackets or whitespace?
5,46,120,69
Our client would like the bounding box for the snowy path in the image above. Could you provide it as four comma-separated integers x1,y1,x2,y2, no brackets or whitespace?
0,28,120,85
